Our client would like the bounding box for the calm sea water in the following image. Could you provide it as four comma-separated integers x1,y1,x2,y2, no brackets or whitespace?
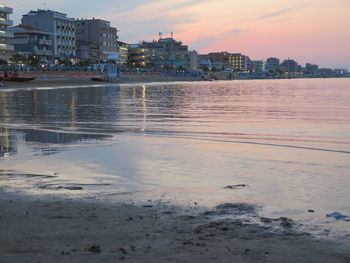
1,79,350,233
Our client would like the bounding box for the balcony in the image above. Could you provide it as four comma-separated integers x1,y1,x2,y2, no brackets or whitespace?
0,6,13,13
0,30,13,38
34,49,45,55
38,39,53,46
0,43,14,51
45,50,53,56
0,18,13,26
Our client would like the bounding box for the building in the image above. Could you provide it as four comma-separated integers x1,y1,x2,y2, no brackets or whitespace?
9,25,53,63
188,50,199,70
319,68,335,77
139,36,189,69
228,53,249,71
265,57,280,72
281,59,299,73
117,41,129,68
208,52,230,70
75,40,99,62
305,63,318,75
334,68,348,77
198,54,212,71
75,18,119,62
22,9,76,61
0,5,14,61
249,60,264,72
128,44,149,68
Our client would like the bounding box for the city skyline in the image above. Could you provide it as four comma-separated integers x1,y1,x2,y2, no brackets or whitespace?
5,0,350,70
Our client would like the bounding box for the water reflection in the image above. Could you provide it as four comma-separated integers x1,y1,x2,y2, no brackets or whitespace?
1,80,350,156
23,129,112,144
0,128,17,159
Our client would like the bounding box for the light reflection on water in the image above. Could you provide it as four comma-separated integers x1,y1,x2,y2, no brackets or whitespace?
1,78,350,233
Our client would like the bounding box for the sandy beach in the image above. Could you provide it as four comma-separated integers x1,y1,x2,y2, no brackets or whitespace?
1,188,350,263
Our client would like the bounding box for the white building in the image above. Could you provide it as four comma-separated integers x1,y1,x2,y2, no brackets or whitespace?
188,50,199,70
22,9,76,60
0,5,14,61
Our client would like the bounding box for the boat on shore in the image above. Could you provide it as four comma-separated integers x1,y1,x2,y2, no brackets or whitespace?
0,71,36,82
0,77,36,82
91,77,108,82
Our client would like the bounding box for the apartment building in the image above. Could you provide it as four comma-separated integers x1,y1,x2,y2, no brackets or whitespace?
208,52,230,70
228,53,249,71
117,41,129,67
22,9,76,60
9,25,53,63
128,44,148,68
265,57,280,72
0,5,14,61
75,18,118,61
281,59,299,73
140,36,189,69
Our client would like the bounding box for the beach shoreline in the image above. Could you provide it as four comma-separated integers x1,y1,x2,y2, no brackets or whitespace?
0,76,204,89
1,188,350,263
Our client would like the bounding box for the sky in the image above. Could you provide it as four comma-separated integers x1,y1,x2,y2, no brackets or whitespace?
5,0,350,69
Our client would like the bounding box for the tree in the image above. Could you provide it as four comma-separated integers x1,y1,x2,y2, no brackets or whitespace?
28,56,40,67
0,59,7,65
56,58,72,66
11,53,27,64
200,66,209,72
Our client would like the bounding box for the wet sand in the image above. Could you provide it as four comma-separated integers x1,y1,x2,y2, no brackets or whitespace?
1,189,350,263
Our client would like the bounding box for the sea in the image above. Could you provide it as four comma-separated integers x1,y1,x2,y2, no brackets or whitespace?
1,78,350,236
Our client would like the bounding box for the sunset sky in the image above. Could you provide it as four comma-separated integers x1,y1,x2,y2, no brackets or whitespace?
6,0,350,69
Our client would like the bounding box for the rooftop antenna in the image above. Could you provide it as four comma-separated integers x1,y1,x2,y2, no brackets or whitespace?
171,32,173,38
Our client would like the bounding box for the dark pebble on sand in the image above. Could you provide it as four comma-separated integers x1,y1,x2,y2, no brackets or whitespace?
88,245,101,253
119,248,128,254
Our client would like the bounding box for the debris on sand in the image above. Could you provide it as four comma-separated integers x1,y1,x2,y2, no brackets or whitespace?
327,212,350,221
224,184,248,190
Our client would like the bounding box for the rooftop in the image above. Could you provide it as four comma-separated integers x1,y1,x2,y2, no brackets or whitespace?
24,9,74,21
9,25,53,35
